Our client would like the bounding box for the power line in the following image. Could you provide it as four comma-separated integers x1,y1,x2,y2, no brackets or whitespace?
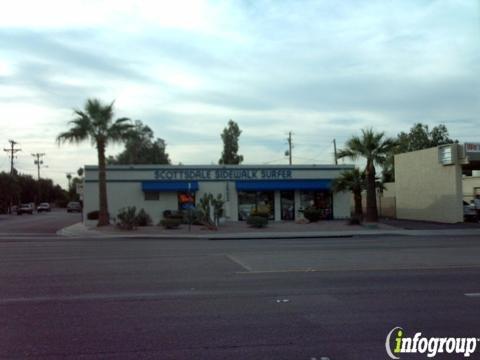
262,158,287,164
3,140,21,175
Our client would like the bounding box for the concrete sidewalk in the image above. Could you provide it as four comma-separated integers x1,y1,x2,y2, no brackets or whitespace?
57,220,480,239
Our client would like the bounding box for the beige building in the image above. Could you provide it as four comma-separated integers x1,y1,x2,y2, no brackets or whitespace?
379,143,480,223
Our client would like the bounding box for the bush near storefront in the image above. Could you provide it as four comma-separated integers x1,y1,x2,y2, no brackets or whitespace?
303,207,322,222
160,218,182,229
250,207,270,218
247,215,268,228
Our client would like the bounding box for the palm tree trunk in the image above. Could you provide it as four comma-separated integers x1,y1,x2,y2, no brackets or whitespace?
365,161,378,222
97,141,109,226
353,191,363,217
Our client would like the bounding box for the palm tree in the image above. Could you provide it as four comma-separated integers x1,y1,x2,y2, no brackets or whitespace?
66,173,72,189
337,128,396,222
333,168,365,217
57,99,132,226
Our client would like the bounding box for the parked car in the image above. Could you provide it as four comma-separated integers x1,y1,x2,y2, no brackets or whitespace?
67,201,82,213
16,203,34,215
37,203,51,213
463,201,477,222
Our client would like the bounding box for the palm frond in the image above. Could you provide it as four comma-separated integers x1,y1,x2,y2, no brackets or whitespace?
336,148,358,161
56,113,91,144
107,118,133,143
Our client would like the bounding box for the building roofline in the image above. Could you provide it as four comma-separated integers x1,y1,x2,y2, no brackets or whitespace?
84,164,356,171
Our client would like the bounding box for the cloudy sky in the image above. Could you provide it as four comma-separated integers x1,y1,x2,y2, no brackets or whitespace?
1,0,479,187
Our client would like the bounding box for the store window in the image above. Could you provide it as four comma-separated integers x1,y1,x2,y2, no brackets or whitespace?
178,192,195,210
144,191,160,201
280,191,295,221
238,191,274,220
300,190,333,219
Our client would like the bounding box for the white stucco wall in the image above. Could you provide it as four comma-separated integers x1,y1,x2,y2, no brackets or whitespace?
333,191,350,219
83,181,178,224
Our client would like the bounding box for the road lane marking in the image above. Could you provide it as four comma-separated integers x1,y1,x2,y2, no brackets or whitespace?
465,293,480,297
235,264,480,274
225,254,253,271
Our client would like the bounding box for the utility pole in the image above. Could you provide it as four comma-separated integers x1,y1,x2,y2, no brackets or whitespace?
285,131,293,165
32,153,45,180
333,139,338,165
3,140,21,175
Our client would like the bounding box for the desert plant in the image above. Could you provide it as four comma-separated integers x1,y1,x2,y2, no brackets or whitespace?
135,208,152,226
197,193,225,226
211,194,225,225
117,206,138,230
247,215,268,228
303,207,322,222
160,218,182,229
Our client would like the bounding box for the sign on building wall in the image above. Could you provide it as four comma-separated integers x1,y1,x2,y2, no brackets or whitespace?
154,168,293,181
465,143,480,153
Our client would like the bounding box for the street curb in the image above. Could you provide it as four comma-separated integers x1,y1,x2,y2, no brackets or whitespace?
55,222,480,240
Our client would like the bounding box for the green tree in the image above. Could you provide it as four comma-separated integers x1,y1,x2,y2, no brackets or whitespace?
337,128,396,222
108,120,170,165
57,99,132,226
0,173,20,213
219,120,243,165
397,123,453,153
383,123,454,182
332,168,365,217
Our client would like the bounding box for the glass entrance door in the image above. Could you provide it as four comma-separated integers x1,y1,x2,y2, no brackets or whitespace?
280,191,295,220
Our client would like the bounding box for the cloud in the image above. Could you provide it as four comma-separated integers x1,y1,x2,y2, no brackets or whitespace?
0,0,479,187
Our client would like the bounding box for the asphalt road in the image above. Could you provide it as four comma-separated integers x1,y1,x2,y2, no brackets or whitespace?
1,235,480,359
0,209,81,234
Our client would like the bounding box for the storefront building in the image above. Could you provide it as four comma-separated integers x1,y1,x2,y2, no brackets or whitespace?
83,164,354,223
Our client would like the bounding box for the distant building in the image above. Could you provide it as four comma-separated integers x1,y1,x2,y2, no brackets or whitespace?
83,164,354,224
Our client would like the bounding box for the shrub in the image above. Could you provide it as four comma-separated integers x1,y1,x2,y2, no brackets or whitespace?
87,210,99,220
160,218,182,229
250,208,270,218
247,215,268,228
303,207,322,222
135,208,152,226
117,206,138,230
349,214,362,225
164,210,183,220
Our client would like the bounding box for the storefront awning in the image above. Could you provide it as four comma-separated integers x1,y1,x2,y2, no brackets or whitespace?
235,179,331,191
141,181,199,192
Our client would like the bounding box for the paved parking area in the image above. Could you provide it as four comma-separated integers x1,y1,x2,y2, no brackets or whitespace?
0,209,81,234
